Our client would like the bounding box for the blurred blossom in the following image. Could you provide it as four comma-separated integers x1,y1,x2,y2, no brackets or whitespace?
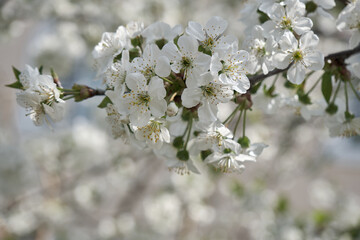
309,179,336,210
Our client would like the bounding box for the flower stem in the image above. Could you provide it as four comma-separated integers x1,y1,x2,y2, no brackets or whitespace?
233,109,244,139
330,81,342,104
305,75,321,95
160,76,174,84
184,117,193,150
348,79,360,101
223,104,241,124
242,109,247,138
344,81,349,113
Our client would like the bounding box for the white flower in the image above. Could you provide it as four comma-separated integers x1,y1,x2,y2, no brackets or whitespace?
134,119,170,149
186,16,236,54
279,95,325,120
188,121,236,155
346,53,360,79
16,70,65,126
162,35,211,87
131,43,171,79
92,26,130,76
142,22,182,45
105,104,129,140
154,143,200,174
210,48,250,93
243,25,276,75
273,31,324,84
107,73,167,127
205,140,256,173
181,73,233,123
301,0,336,19
19,65,41,89
327,116,360,137
126,21,144,38
264,0,313,40
166,102,179,117
104,50,130,94
337,0,360,48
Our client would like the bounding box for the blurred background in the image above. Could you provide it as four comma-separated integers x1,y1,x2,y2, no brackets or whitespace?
0,0,359,239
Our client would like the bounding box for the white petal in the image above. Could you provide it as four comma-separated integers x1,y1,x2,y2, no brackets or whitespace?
186,21,206,41
350,31,360,49
181,88,202,108
149,98,167,117
273,53,292,69
162,42,181,63
178,35,198,55
149,76,166,99
293,17,313,35
287,63,306,84
304,51,324,71
300,31,319,49
125,72,147,91
205,16,228,38
279,31,298,52
198,102,218,123
155,56,171,77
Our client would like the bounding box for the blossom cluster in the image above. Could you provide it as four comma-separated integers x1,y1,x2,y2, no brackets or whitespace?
8,0,360,174
12,65,65,126
91,17,268,174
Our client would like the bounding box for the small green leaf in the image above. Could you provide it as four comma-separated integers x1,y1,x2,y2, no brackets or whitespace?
321,71,332,104
12,66,21,81
249,81,262,94
39,65,43,74
97,96,112,108
6,81,23,89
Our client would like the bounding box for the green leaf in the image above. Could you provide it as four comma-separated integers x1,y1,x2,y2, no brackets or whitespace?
6,81,23,89
39,65,43,74
12,66,21,81
97,96,112,108
321,71,332,104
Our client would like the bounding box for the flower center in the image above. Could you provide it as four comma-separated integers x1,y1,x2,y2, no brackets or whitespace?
181,57,192,69
293,50,303,62
281,17,292,29
138,93,150,105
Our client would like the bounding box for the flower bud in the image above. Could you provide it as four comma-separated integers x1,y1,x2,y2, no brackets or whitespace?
167,102,179,117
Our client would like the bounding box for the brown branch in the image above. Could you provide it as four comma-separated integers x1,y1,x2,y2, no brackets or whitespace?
249,44,360,87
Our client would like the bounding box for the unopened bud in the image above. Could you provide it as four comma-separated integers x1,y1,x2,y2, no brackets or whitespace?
167,102,179,117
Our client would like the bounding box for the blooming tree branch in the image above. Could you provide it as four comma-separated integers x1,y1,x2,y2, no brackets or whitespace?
6,0,360,174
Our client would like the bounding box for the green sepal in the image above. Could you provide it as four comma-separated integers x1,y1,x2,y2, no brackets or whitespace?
284,80,297,89
97,96,112,108
263,84,278,98
305,1,317,13
345,111,355,121
176,150,189,161
257,9,270,24
172,136,184,149
325,103,338,115
321,71,332,104
6,81,23,90
6,66,23,89
201,150,212,161
237,136,250,149
297,89,311,105
39,65,44,74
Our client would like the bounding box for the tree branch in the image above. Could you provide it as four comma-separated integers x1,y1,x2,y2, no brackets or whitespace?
249,44,360,87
